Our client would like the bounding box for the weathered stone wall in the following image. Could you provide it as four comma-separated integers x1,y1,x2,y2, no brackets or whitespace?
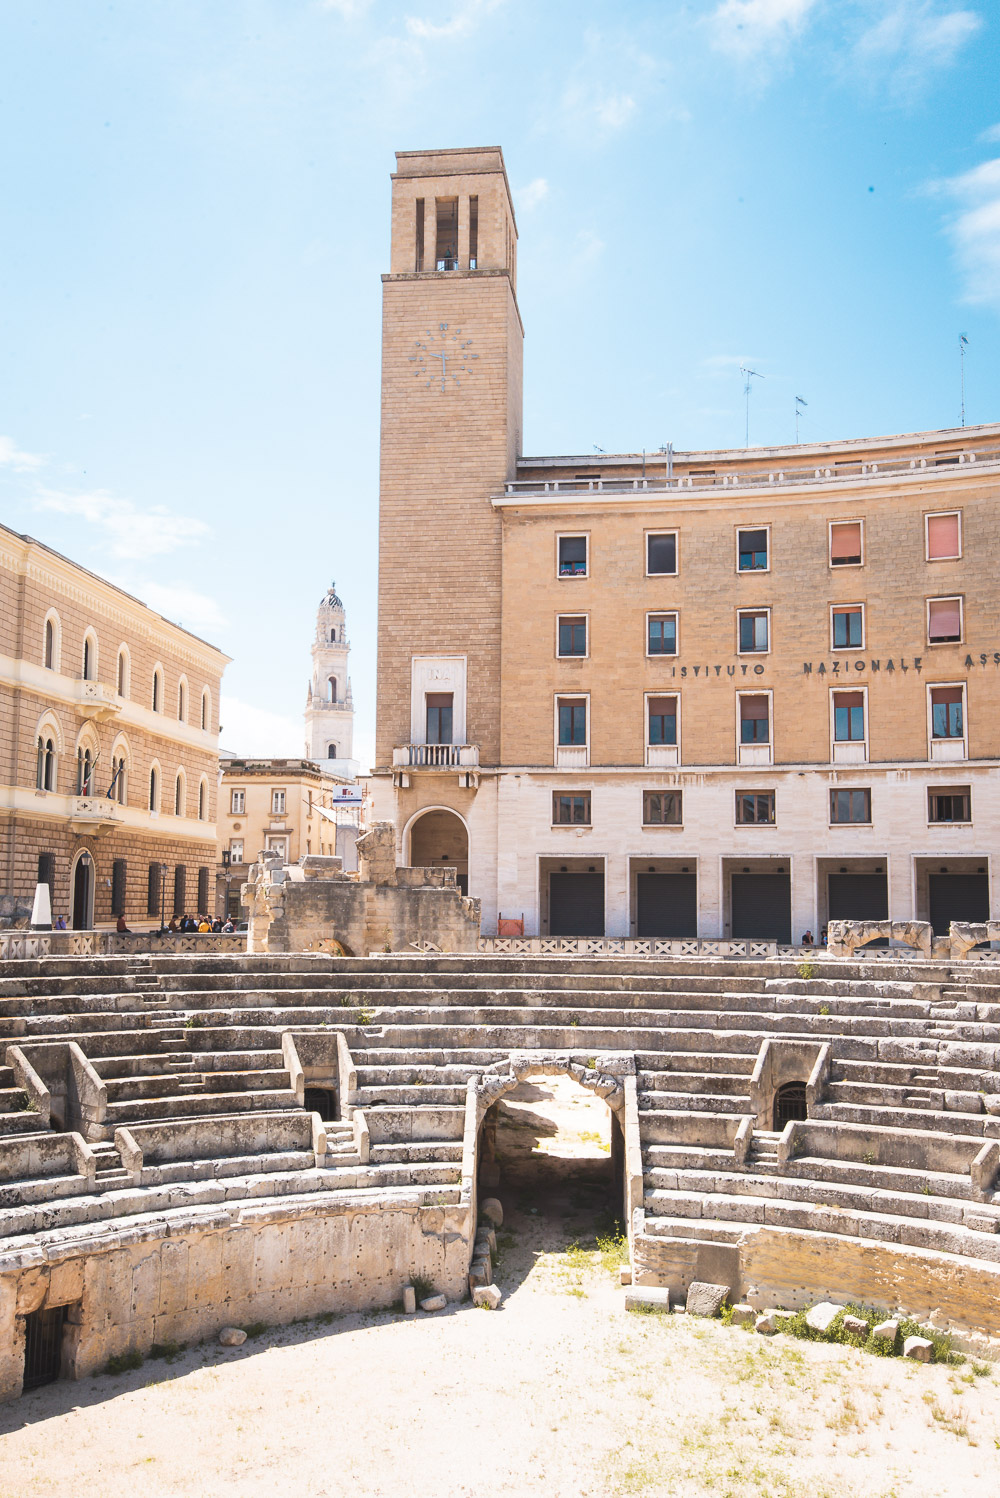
0,1192,473,1400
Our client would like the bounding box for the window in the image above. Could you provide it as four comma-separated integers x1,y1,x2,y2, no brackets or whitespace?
833,691,865,742
558,535,588,577
111,859,127,918
178,680,186,722
230,789,245,814
152,669,162,713
647,696,678,746
739,696,770,744
552,792,591,825
201,690,210,732
426,692,453,744
736,791,775,824
77,747,94,795
111,753,127,804
44,616,56,670
646,532,677,576
197,866,210,913
328,744,338,759
926,511,961,561
82,632,96,681
327,677,338,702
149,767,159,813
557,697,587,745
271,789,286,815
415,197,424,272
927,596,963,644
266,835,288,859
198,781,207,820
832,604,864,650
173,865,186,917
435,196,458,270
929,787,971,823
557,616,587,657
35,736,55,792
738,609,769,653
147,863,162,918
174,774,184,816
469,194,479,268
646,613,678,656
830,520,863,566
930,686,964,739
643,790,682,825
229,839,244,864
117,649,128,697
830,788,872,823
737,528,768,571
330,626,337,642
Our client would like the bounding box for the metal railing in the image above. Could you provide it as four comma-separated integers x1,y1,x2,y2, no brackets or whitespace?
393,744,480,768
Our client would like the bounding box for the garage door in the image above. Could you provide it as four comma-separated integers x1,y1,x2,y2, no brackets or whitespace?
928,873,989,937
828,873,888,923
549,873,605,937
731,873,791,944
636,873,697,938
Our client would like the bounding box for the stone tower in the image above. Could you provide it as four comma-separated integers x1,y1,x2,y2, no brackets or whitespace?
305,583,356,776
374,147,524,774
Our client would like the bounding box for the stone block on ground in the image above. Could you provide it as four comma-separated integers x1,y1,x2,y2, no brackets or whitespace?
755,1313,776,1335
620,1265,632,1286
480,1198,503,1228
402,1286,416,1315
872,1319,898,1343
218,1326,247,1347
806,1302,842,1335
731,1304,755,1326
685,1281,729,1318
471,1255,492,1285
473,1285,502,1309
904,1335,934,1362
842,1314,869,1337
624,1287,670,1313
420,1294,447,1312
477,1225,497,1255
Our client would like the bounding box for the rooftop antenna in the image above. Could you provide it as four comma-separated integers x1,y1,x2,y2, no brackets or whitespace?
960,334,969,428
795,395,808,444
740,366,763,447
593,445,605,454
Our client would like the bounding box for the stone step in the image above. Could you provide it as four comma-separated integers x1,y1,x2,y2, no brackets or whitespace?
638,1070,750,1097
641,1165,984,1225
812,1099,988,1137
369,1141,464,1165
355,1084,467,1107
639,1091,750,1114
103,1089,300,1124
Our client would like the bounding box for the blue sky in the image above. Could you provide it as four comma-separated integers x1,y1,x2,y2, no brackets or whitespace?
2,0,998,770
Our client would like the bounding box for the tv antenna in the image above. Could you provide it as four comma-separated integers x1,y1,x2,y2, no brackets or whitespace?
959,334,969,427
740,366,763,447
593,445,605,454
795,395,808,444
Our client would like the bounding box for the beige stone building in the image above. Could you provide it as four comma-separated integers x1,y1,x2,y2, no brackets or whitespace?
372,146,1000,942
217,758,364,915
0,523,229,928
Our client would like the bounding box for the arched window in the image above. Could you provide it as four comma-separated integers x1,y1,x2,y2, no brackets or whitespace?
327,744,337,759
201,689,210,732
198,780,207,820
117,647,129,697
77,746,94,796
36,736,56,791
330,626,337,642
327,677,337,703
149,766,159,813
177,678,187,723
43,611,60,671
152,669,163,713
82,631,97,681
174,772,185,817
112,753,127,804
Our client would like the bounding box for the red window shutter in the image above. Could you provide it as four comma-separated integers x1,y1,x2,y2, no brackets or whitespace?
740,695,769,720
834,691,864,709
927,513,960,559
830,522,862,559
928,599,961,639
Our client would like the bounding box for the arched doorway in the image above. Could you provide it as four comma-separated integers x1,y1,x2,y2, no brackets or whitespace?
71,849,94,930
407,807,469,896
773,1081,808,1130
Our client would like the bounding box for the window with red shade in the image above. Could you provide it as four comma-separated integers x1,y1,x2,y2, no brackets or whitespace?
927,597,963,644
830,521,863,566
926,512,961,561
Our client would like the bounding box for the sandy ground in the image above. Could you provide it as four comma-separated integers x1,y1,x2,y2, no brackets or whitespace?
1,1075,999,1498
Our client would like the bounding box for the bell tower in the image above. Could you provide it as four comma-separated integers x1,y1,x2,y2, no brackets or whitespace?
375,147,523,775
305,583,356,777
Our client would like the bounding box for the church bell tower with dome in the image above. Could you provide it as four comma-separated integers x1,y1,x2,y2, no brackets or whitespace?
304,583,357,778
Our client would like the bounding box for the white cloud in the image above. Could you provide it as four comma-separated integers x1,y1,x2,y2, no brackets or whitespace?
710,0,818,58
319,0,373,16
405,0,503,41
853,3,981,93
0,435,45,471
219,694,304,759
515,178,549,213
136,581,228,638
33,487,210,561
980,124,1000,144
933,154,1000,308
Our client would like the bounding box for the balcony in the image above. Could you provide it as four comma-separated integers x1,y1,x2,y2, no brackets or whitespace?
393,744,479,769
69,797,121,834
75,681,121,721
555,746,589,769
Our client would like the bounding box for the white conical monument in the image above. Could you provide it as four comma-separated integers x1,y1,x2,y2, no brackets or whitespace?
304,583,358,779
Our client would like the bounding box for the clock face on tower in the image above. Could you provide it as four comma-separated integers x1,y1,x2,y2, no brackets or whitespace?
409,323,478,393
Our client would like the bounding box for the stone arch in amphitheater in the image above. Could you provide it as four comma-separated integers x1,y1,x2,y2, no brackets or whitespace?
404,806,469,894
